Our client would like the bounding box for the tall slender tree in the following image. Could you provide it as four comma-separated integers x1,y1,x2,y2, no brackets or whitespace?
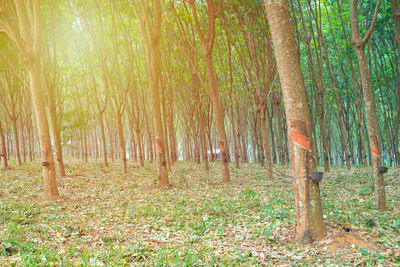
350,0,386,211
264,0,326,241
132,0,169,187
0,0,59,200
188,0,230,182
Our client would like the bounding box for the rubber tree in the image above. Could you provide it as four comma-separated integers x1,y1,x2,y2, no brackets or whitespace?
350,0,386,211
43,4,66,176
188,0,230,182
264,0,326,242
171,5,210,171
0,120,8,169
131,0,169,187
0,0,59,200
391,0,400,49
0,67,23,166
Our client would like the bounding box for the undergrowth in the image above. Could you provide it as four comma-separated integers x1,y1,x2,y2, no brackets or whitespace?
0,160,399,265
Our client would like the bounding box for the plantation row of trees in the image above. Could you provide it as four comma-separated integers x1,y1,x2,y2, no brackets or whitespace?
0,0,398,241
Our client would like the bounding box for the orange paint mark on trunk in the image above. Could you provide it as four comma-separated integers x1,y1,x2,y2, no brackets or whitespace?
369,135,380,157
371,148,380,157
219,142,225,152
156,144,163,153
290,131,311,152
40,142,46,152
264,145,270,153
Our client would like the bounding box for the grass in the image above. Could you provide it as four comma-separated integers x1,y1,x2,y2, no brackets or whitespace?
0,159,399,265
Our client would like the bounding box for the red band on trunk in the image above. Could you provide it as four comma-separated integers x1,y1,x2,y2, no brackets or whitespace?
264,145,269,152
371,148,380,157
290,131,311,152
40,142,46,152
156,144,163,153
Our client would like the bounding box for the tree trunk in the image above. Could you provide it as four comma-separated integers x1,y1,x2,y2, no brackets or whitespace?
108,123,114,162
94,129,98,162
84,130,88,163
116,113,127,173
193,133,200,164
161,78,171,171
0,121,8,169
231,115,239,168
264,0,326,241
98,114,108,167
135,129,145,167
27,63,59,200
354,48,386,210
199,108,209,171
133,0,168,186
131,128,137,162
11,119,22,166
21,126,26,163
148,57,168,186
275,103,285,164
27,125,33,162
241,134,248,163
189,0,230,182
391,0,400,49
255,116,264,167
207,130,214,162
338,7,367,166
204,54,230,182
260,111,273,179
48,94,65,176
350,0,386,211
268,112,277,164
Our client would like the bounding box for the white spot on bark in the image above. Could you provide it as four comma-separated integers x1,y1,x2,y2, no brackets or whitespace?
267,0,285,6
365,101,371,110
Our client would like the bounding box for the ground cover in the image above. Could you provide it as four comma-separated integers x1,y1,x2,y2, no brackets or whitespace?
0,160,399,265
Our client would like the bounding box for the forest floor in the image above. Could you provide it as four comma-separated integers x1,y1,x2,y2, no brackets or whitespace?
0,159,399,266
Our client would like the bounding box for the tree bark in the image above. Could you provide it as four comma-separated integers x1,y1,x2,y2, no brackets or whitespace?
274,101,285,164
135,128,145,167
21,125,26,163
98,113,108,167
264,0,326,241
132,0,169,187
48,90,65,176
260,111,273,179
204,53,230,182
189,0,230,182
391,0,400,49
192,72,209,171
0,121,8,169
27,63,60,200
350,0,385,211
10,119,22,166
116,113,127,173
